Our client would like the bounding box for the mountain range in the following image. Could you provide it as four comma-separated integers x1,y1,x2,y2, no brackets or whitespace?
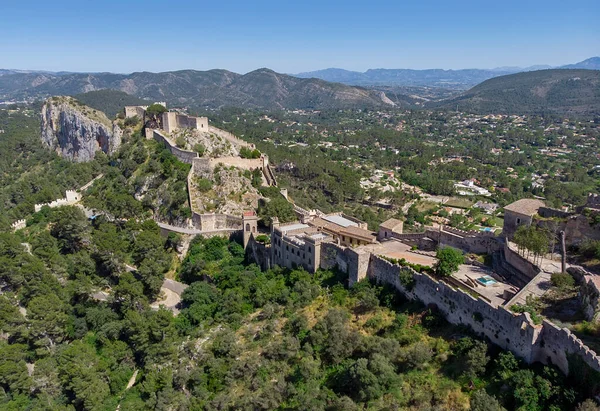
0,68,394,110
295,57,600,89
0,58,599,116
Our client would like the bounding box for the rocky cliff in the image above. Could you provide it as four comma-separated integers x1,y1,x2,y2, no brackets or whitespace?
40,96,122,162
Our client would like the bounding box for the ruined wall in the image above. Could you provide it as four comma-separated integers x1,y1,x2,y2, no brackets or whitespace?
568,266,600,322
367,254,600,375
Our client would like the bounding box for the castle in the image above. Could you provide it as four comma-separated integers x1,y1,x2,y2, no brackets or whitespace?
240,197,600,377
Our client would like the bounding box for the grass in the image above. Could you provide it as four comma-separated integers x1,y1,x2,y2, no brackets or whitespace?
445,197,475,209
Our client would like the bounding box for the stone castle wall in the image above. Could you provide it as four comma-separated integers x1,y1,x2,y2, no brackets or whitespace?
191,212,242,231
11,219,26,232
503,244,541,281
568,266,600,322
34,190,81,212
367,254,600,375
150,129,199,164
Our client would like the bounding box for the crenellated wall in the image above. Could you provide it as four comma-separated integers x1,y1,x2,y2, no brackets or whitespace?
367,254,600,375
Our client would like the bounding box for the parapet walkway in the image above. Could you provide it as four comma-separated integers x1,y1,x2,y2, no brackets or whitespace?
157,222,239,236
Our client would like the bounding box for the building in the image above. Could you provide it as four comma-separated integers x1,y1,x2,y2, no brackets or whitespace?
271,221,329,273
309,214,376,247
474,201,499,215
377,218,403,241
162,112,208,134
502,198,545,239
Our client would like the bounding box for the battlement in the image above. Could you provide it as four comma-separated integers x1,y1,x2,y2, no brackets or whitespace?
367,254,600,375
11,219,26,231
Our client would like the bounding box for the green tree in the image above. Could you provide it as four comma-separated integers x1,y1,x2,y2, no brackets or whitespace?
50,206,89,253
435,247,464,277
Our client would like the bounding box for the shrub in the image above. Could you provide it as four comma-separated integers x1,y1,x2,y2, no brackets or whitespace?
175,135,186,149
194,143,206,156
196,178,213,193
551,272,575,289
255,234,270,244
124,115,139,127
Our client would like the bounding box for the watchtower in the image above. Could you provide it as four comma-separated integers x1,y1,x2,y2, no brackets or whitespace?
242,210,258,249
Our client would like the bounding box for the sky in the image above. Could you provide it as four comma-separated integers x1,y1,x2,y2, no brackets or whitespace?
1,0,598,74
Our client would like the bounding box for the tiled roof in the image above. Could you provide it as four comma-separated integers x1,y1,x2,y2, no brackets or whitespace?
504,199,545,216
339,225,376,242
379,218,403,230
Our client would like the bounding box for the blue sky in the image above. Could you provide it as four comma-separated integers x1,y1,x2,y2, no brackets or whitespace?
1,0,598,73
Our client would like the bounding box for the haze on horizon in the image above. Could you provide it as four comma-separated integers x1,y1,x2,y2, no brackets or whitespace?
1,0,598,74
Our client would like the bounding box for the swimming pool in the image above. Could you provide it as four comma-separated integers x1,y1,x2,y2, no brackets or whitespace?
477,275,497,286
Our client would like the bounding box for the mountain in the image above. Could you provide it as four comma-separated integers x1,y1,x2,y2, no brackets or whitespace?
295,57,600,89
0,68,395,110
561,57,600,70
430,69,600,116
40,96,122,162
74,90,151,118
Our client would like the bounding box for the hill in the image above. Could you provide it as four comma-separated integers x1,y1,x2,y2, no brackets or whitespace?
74,90,151,118
561,57,600,70
295,57,600,89
430,69,600,116
0,68,394,110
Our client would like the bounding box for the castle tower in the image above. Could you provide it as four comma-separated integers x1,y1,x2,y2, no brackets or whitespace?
242,211,258,249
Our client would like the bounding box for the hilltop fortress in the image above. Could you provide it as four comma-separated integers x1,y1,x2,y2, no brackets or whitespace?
124,103,276,232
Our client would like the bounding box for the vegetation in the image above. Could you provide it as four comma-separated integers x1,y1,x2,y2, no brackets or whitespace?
74,90,150,119
513,224,552,264
435,247,465,277
239,146,261,159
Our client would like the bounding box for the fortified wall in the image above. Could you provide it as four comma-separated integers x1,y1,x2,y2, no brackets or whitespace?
568,266,600,322
148,128,199,164
367,254,600,375
34,190,81,212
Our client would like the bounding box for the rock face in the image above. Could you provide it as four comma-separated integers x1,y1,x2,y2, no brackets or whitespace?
40,96,122,162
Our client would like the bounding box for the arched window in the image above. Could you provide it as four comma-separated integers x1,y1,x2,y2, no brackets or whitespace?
246,223,250,231
252,226,256,233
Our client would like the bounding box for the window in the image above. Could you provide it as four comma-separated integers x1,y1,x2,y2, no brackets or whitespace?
516,217,521,224
308,246,312,252
384,231,387,238
246,223,250,232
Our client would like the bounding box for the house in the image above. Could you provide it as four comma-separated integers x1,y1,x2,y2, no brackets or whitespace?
474,201,499,215
502,199,545,239
377,218,404,241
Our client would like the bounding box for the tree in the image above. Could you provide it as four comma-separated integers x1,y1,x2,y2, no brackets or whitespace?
50,206,89,253
470,390,506,411
27,294,69,351
435,247,464,277
145,103,167,120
